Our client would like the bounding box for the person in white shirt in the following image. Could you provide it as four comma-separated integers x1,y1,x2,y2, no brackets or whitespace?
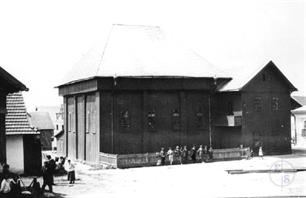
0,174,11,198
167,147,174,165
65,160,76,184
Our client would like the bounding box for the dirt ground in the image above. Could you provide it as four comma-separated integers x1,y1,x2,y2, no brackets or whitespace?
21,148,306,198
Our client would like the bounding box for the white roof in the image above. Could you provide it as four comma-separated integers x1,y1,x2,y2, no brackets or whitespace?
60,24,227,86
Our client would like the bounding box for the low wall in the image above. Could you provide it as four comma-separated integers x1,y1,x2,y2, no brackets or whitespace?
99,152,118,168
213,147,250,160
99,147,250,168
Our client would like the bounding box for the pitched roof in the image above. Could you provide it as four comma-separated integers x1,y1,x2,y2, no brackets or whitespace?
59,24,228,86
291,96,306,106
0,66,28,93
28,112,55,130
292,106,306,114
218,61,297,92
35,106,61,123
5,92,38,135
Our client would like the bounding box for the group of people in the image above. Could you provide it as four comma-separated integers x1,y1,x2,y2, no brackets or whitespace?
0,164,22,198
41,155,76,193
0,155,76,198
157,145,213,166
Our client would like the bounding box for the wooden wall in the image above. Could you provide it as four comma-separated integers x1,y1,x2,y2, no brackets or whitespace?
241,65,292,154
0,93,6,163
64,93,100,163
23,135,42,175
99,90,210,154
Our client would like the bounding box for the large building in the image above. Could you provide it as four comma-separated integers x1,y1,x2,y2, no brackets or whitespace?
57,25,297,164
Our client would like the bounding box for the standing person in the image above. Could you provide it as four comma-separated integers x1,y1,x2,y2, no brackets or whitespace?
159,148,166,166
29,178,41,198
208,147,213,160
167,147,174,165
197,145,203,162
46,155,56,185
0,174,11,198
181,146,188,164
174,146,182,164
41,161,53,193
9,175,21,198
66,160,75,184
258,146,264,159
190,145,197,163
203,145,208,162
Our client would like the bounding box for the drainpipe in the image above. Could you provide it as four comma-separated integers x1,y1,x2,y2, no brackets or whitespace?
291,113,297,145
209,77,217,148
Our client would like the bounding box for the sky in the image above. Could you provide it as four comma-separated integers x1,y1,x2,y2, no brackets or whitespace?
0,0,305,111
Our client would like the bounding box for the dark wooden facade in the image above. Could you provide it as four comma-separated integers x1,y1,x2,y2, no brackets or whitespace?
58,62,297,163
213,62,296,154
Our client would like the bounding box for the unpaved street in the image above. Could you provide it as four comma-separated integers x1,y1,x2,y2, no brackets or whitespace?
23,149,306,198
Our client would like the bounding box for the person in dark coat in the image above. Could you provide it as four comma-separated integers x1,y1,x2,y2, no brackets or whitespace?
9,175,21,198
181,145,188,164
41,161,52,193
29,177,41,198
208,147,213,160
46,155,56,185
174,146,182,164
159,148,166,165
190,145,197,163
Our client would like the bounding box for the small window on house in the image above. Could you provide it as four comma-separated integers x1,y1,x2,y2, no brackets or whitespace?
68,113,72,132
119,110,130,129
196,106,204,129
303,120,306,129
56,125,59,130
271,97,280,111
227,101,233,115
86,110,91,133
172,109,180,131
253,97,262,112
262,73,266,81
147,110,156,132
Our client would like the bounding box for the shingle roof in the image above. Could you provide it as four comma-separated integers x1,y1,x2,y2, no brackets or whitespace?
59,24,228,86
292,96,306,106
6,92,38,135
218,61,297,92
28,112,55,130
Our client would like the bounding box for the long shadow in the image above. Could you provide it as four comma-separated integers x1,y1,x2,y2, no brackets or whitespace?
42,192,67,198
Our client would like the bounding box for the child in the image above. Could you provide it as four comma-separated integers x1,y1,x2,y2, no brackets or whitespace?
167,147,174,165
66,160,76,184
174,146,182,164
258,146,264,159
197,145,203,162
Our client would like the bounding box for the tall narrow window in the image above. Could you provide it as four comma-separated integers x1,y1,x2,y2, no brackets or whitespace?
196,107,204,129
253,97,262,112
172,109,180,131
119,109,130,129
147,110,156,132
227,101,233,115
271,97,280,111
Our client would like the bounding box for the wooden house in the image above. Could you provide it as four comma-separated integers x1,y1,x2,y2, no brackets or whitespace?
0,66,28,164
28,111,54,150
6,92,42,175
57,24,298,165
291,96,306,149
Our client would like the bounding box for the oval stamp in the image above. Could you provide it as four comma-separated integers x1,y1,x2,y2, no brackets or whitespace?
269,160,296,187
